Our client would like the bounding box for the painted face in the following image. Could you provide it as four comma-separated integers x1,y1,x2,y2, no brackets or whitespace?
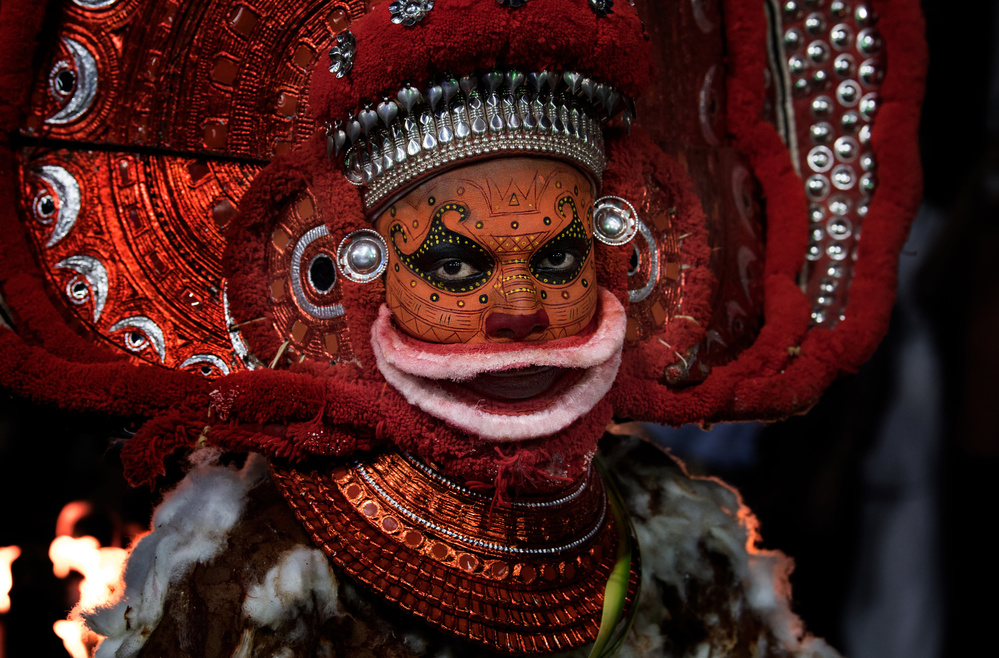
374,157,598,345
370,157,627,443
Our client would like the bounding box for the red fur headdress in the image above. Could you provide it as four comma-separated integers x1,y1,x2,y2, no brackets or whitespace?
0,0,925,485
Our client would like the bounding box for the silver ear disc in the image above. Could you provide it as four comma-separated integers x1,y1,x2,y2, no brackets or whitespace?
592,196,639,246
336,229,388,283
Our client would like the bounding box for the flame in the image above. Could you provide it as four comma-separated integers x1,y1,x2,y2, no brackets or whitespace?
55,502,92,539
48,535,127,600
53,620,89,658
48,503,129,658
1,545,20,614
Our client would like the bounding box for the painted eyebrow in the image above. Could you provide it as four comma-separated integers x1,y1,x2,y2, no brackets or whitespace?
390,202,494,291
529,195,592,284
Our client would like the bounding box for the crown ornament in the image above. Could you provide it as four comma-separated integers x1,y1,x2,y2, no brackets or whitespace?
326,69,637,212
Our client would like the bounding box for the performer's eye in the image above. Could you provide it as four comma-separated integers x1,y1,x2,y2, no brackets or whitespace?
391,203,494,292
536,251,578,273
530,235,590,284
433,259,482,281
409,242,493,291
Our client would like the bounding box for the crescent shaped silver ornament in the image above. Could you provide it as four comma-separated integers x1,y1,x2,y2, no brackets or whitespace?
179,354,232,377
46,37,99,126
55,254,108,322
34,165,81,248
110,316,167,363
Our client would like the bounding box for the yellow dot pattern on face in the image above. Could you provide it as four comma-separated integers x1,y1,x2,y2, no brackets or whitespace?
529,195,592,284
390,203,493,293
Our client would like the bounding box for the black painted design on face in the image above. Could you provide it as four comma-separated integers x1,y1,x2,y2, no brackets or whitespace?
529,196,592,285
391,202,494,293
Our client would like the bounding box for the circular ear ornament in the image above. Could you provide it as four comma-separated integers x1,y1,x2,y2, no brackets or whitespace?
336,228,388,283
592,196,639,246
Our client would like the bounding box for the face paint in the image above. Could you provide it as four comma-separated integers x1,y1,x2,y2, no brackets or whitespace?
374,157,598,345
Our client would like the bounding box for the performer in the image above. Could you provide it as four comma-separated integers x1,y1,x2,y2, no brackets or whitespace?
0,0,925,655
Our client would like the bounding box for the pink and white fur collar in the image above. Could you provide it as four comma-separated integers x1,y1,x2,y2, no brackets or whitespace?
370,288,626,442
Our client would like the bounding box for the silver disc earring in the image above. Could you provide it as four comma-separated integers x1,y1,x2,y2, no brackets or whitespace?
336,229,388,283
592,196,639,245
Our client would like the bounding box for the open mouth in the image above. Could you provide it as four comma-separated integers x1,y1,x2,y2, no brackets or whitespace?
370,288,627,441
435,365,591,416
461,365,568,400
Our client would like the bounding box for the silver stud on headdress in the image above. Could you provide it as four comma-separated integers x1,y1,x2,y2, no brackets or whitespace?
337,229,388,283
389,0,434,26
592,196,639,246
589,0,615,18
328,31,356,78
332,68,635,211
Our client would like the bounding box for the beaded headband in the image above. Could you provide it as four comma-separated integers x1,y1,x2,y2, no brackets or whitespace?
327,70,636,212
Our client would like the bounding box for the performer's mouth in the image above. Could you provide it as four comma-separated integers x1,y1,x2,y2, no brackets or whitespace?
370,288,627,441
433,365,590,415
462,365,565,400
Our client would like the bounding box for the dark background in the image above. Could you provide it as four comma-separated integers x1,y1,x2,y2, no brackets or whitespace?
1,0,996,656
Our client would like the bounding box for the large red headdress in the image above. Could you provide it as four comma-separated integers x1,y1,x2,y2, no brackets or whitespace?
0,0,925,485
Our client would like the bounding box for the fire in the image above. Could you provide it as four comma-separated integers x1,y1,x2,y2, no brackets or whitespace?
53,620,88,658
48,535,127,600
48,503,129,658
0,545,20,614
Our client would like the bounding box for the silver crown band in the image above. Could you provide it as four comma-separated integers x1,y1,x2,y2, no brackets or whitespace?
326,70,636,213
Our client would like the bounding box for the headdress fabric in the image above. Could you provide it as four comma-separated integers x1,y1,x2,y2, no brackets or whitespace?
0,0,926,479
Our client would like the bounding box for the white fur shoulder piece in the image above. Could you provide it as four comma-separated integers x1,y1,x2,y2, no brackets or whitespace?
606,439,845,658
242,545,342,640
80,449,268,658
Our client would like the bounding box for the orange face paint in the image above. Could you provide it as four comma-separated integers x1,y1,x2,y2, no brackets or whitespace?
374,157,598,344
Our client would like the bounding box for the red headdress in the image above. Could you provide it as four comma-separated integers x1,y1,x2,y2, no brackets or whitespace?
0,0,925,649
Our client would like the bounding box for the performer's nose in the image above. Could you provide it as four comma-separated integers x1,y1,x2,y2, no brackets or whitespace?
485,310,550,341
